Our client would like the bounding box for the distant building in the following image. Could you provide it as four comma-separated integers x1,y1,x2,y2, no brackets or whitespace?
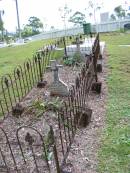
100,12,109,23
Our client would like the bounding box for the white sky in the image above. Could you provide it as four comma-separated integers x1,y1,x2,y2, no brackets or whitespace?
0,0,130,32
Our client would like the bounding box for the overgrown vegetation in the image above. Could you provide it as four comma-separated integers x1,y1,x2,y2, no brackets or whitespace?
64,52,82,66
98,33,130,173
28,97,64,117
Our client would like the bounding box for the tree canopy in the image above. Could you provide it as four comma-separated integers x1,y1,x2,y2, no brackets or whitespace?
0,20,4,32
21,25,32,38
27,16,43,33
114,5,125,19
0,10,4,29
21,16,43,37
110,14,116,21
69,11,86,26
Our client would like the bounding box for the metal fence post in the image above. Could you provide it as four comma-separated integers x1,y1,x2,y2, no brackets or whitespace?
36,51,47,88
50,126,61,173
63,37,68,59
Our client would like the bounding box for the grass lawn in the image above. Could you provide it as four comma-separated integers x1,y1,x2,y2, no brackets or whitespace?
98,33,130,173
0,39,64,77
0,40,47,76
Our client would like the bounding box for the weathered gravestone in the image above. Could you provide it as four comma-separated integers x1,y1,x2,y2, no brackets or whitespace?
76,37,81,53
73,36,84,63
48,60,69,96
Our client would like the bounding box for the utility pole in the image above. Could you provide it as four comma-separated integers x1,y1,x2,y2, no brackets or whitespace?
15,0,21,39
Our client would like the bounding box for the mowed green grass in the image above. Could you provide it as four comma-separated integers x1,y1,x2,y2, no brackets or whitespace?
0,40,51,76
98,33,130,173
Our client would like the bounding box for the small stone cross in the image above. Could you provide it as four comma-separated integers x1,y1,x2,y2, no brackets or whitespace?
48,60,63,82
76,37,81,53
48,60,69,96
75,37,84,62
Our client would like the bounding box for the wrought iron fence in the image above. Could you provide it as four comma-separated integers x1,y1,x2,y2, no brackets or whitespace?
0,125,61,173
0,39,65,119
0,33,102,172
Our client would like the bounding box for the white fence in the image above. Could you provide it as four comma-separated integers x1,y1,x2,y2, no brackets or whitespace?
97,19,130,32
31,19,130,41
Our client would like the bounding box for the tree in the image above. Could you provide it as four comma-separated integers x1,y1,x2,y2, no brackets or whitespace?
0,18,4,32
27,16,43,35
87,0,102,23
0,10,4,41
59,4,72,33
110,14,116,21
21,25,33,38
69,11,86,26
114,5,126,19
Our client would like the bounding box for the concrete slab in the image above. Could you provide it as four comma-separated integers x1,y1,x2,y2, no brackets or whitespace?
66,38,105,56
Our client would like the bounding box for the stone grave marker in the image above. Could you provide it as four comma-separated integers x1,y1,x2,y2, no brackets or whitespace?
48,60,69,96
76,37,81,53
75,36,84,62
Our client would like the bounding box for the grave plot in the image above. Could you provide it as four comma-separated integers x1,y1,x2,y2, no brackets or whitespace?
0,61,90,172
65,34,105,57
0,33,104,173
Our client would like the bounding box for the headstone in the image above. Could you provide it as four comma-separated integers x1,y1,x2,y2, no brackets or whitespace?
48,60,69,96
74,37,84,62
76,37,81,53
